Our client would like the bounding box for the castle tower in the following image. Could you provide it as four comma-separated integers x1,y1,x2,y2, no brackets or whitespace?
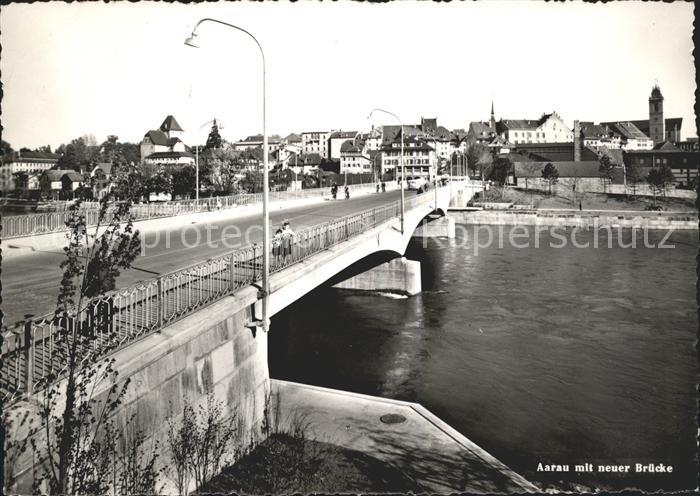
648,84,664,145
490,101,496,130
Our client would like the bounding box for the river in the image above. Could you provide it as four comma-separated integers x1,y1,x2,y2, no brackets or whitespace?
269,224,697,491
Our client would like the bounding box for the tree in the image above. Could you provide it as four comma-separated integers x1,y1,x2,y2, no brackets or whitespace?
487,156,513,188
146,168,173,196
541,162,559,195
57,138,89,172
467,143,491,178
205,120,223,150
201,146,244,194
646,164,674,206
11,172,154,495
625,159,644,197
598,155,615,193
0,139,14,158
239,170,263,193
35,145,53,153
172,166,196,198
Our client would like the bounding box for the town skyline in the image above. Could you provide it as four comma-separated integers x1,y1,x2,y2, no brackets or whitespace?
1,1,695,150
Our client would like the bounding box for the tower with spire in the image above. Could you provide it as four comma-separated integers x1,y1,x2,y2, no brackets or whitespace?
648,83,664,145
490,101,496,131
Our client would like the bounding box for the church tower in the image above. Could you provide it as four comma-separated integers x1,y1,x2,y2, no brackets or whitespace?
490,101,496,131
648,84,664,145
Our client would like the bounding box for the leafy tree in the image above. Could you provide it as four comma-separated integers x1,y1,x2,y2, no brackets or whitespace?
11,171,148,495
172,166,196,198
487,156,512,186
201,146,244,194
146,168,173,196
598,155,615,193
35,145,53,153
646,164,674,205
57,138,89,172
99,135,120,163
467,143,491,178
625,160,644,197
205,119,223,150
541,162,559,195
239,170,263,193
0,139,14,158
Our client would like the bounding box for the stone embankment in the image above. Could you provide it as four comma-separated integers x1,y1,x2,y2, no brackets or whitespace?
449,209,698,230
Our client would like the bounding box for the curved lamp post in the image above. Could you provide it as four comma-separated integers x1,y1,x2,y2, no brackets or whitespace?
368,108,404,234
185,18,270,332
425,133,441,209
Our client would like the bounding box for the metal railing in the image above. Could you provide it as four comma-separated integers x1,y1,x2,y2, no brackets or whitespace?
0,184,448,401
1,182,396,239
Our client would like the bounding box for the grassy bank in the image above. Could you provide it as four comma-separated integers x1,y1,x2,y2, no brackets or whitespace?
475,188,697,212
195,433,422,494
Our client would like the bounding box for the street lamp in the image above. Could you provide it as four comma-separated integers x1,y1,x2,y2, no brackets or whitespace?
368,108,404,234
185,18,270,332
425,133,441,209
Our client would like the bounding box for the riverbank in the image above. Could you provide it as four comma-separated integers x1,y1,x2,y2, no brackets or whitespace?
448,208,698,229
268,379,537,493
471,187,697,212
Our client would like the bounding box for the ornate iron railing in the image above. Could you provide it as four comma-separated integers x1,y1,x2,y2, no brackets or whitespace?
0,185,446,401
1,182,393,239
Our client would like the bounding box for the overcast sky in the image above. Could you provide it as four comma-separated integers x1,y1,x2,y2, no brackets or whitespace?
1,1,695,149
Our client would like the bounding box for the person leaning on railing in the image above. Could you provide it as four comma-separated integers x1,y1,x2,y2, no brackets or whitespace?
281,220,296,262
272,228,283,263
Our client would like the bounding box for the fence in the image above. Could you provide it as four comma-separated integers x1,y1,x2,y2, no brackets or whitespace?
1,182,395,239
0,185,444,402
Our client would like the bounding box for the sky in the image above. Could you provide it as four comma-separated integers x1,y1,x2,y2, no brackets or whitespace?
1,1,696,150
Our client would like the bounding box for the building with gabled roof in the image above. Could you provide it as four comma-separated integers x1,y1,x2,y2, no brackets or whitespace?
233,134,281,155
496,111,573,144
625,140,698,188
140,115,194,166
340,141,371,175
598,121,653,150
39,169,85,200
329,131,359,160
0,151,61,194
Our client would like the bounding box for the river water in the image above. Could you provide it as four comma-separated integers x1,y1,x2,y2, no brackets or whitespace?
269,224,697,491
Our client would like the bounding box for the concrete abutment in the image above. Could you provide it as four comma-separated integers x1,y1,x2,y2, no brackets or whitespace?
332,257,422,296
412,215,456,238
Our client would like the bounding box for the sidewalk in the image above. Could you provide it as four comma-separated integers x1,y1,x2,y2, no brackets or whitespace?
2,184,397,260
271,379,537,493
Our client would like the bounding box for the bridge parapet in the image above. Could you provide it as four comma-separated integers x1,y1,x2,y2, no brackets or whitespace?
1,184,450,403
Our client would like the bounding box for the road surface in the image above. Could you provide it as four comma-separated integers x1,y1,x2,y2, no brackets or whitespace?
3,190,405,325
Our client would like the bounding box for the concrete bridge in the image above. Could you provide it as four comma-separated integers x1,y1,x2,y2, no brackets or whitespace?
4,180,485,495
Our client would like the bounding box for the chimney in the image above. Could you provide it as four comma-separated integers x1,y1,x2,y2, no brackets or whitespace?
573,120,581,162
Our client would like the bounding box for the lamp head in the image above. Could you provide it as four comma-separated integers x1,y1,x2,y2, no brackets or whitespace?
184,33,199,48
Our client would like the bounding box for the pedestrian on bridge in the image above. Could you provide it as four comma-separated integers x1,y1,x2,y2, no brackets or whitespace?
281,221,296,262
272,228,283,263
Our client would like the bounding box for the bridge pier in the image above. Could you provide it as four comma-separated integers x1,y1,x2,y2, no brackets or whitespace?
412,216,455,238
333,257,422,296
